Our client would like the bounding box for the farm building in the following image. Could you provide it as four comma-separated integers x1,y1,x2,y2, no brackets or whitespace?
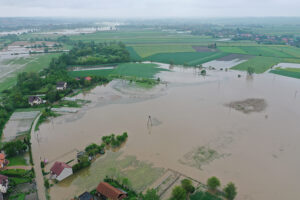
96,182,127,200
56,81,67,90
28,96,43,106
0,175,8,193
50,161,73,181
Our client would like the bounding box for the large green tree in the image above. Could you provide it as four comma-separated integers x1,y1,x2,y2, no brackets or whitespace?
181,179,195,194
223,182,237,200
171,186,186,200
142,189,159,200
207,176,220,192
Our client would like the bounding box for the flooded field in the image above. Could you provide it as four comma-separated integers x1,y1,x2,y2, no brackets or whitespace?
3,111,40,141
273,62,300,69
34,62,300,200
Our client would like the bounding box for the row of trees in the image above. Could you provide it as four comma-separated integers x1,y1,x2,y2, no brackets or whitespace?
48,41,130,67
170,176,237,200
206,176,237,200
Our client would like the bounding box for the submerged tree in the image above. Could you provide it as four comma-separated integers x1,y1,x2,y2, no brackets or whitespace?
224,182,237,200
201,69,207,76
247,66,255,75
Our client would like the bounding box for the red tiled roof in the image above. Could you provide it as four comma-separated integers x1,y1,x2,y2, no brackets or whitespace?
0,175,8,185
50,161,71,176
96,182,127,200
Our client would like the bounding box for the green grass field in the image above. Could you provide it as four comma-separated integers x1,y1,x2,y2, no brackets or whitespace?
231,56,281,73
7,155,28,166
68,69,114,78
68,63,167,79
126,46,142,61
146,52,228,66
218,45,300,58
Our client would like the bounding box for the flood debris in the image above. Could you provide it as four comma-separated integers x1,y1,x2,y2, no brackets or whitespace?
179,146,225,170
226,98,267,114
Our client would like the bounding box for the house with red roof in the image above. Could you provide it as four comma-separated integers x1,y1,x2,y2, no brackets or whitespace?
0,153,8,169
85,76,92,81
0,175,8,193
96,182,127,200
50,161,73,181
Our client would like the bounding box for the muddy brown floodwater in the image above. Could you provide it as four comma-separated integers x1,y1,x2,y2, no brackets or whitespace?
33,64,300,200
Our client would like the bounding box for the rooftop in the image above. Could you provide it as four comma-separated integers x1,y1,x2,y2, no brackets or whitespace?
50,161,71,176
96,182,127,200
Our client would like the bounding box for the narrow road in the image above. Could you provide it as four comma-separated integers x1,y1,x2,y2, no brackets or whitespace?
30,113,47,200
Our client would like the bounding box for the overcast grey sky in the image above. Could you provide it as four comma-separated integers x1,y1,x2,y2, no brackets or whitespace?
0,0,299,18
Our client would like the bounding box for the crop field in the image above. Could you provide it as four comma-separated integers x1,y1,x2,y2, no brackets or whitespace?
270,68,300,79
68,63,167,79
146,52,228,66
218,45,300,58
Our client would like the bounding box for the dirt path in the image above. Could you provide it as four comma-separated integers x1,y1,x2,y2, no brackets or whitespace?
30,113,47,200
5,166,32,170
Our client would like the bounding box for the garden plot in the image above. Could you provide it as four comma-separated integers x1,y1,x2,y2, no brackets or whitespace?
2,111,40,142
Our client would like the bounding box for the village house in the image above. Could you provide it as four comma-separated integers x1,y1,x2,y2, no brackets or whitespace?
28,96,43,106
0,175,8,194
96,182,127,200
0,153,8,169
50,161,73,181
56,81,67,90
85,76,92,81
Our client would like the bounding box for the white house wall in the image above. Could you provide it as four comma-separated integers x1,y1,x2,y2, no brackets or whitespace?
56,168,73,181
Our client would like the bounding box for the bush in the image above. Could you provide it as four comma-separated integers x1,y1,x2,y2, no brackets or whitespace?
44,179,50,189
41,161,45,169
72,160,91,173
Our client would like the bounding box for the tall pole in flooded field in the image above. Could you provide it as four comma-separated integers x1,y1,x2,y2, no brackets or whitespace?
147,115,152,134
